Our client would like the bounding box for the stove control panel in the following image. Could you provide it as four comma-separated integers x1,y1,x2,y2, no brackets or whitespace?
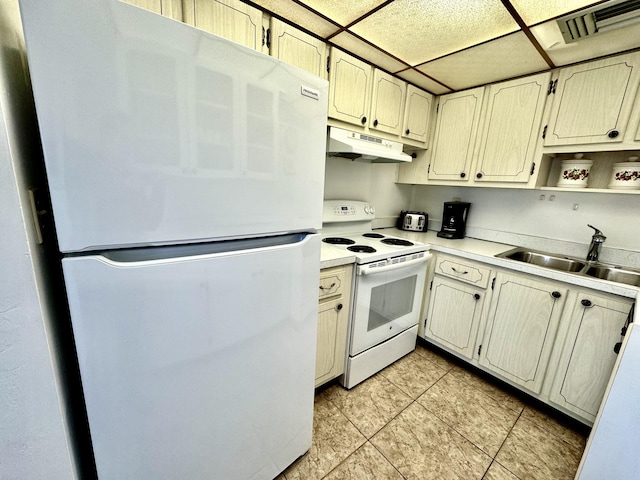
323,200,375,223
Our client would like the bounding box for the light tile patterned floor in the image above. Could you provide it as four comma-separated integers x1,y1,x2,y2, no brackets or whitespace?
279,341,590,480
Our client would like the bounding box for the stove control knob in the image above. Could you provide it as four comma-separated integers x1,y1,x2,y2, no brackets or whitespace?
364,205,370,214
370,206,375,215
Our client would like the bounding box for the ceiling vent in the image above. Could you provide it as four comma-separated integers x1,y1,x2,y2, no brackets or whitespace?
557,0,640,43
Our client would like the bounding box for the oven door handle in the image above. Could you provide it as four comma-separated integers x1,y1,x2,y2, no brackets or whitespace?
357,253,431,276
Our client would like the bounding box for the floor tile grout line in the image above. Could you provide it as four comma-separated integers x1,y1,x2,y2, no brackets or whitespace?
486,408,526,480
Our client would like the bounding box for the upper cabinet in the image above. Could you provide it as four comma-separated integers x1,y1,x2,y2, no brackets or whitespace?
183,0,266,52
268,18,328,79
402,84,433,143
369,69,406,135
328,48,373,127
428,87,484,182
122,0,183,20
544,51,640,147
474,73,550,184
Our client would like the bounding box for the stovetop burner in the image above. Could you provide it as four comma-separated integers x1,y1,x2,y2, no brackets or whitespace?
322,237,356,245
362,233,384,238
381,238,414,246
347,245,377,253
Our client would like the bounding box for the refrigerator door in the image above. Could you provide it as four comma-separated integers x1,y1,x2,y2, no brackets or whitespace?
62,234,320,480
19,0,328,252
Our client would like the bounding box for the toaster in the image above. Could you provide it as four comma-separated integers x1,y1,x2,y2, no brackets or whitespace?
397,210,428,232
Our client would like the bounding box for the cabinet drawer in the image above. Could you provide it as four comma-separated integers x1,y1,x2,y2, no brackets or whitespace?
319,266,348,299
435,255,491,288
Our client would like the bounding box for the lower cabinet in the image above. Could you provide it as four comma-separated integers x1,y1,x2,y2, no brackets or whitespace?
548,291,634,422
422,254,635,425
478,271,568,394
424,254,491,359
315,264,353,388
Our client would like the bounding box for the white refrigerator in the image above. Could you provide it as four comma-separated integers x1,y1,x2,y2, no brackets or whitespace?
18,0,328,478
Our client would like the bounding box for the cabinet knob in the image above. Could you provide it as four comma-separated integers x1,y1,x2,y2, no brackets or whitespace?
551,291,562,299
608,130,620,138
373,119,379,127
336,303,343,311
361,116,367,124
474,293,481,300
476,172,483,179
460,172,466,178
581,299,592,307
614,342,622,354
405,129,410,135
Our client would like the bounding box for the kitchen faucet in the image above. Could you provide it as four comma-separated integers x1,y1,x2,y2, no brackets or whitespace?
586,225,606,262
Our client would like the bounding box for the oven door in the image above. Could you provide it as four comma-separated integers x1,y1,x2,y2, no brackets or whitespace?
350,254,429,356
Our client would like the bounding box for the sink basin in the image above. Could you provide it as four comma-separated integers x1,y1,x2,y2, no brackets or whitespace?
497,248,588,272
583,265,640,287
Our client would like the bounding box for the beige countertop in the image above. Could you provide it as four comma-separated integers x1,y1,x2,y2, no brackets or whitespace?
320,228,640,299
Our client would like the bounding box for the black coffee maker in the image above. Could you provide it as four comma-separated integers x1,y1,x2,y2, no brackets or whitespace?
437,201,471,239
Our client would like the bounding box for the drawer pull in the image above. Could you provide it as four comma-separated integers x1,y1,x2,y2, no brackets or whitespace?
451,267,468,275
320,282,336,290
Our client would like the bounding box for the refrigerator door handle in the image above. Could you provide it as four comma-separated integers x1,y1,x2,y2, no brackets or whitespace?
85,232,318,265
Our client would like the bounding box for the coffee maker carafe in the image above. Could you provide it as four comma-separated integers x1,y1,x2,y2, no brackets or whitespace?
437,201,471,239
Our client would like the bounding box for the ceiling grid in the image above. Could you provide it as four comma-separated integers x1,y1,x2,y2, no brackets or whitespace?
248,0,640,93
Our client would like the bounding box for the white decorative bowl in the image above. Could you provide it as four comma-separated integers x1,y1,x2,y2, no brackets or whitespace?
608,158,640,190
557,157,592,188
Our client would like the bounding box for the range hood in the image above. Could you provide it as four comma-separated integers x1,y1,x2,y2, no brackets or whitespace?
326,126,412,163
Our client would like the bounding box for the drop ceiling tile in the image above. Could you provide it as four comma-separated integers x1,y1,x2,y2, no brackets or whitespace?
395,69,452,95
330,32,408,73
417,32,549,91
349,0,520,65
531,19,640,66
297,0,389,27
251,0,340,37
509,0,602,26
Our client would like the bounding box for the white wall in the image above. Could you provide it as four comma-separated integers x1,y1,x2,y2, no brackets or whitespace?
324,157,412,222
0,1,77,478
411,185,640,252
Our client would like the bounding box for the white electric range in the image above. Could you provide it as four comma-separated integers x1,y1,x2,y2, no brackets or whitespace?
322,200,431,388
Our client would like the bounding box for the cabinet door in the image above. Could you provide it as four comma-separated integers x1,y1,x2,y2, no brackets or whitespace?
475,73,550,183
315,297,347,386
549,293,633,422
402,84,433,143
544,51,640,146
479,272,567,394
269,18,327,79
425,276,485,359
183,0,264,52
122,0,183,19
428,87,484,182
328,48,372,127
369,69,406,135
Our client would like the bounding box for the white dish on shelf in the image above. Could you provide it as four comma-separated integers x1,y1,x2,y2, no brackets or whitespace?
608,158,640,190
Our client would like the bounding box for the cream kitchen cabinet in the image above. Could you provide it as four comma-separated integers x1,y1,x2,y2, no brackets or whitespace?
548,291,634,422
402,84,433,144
478,271,568,394
544,51,640,147
428,87,484,182
268,18,327,79
424,255,492,359
474,72,550,184
122,0,183,19
328,48,373,127
369,69,406,136
183,0,265,52
315,264,353,387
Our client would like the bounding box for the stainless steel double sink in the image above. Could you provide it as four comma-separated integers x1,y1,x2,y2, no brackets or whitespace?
496,247,640,287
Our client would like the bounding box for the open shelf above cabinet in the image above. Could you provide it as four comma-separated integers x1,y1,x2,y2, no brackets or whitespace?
542,151,640,194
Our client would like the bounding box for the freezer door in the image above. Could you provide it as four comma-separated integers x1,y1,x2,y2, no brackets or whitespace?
62,234,320,480
19,0,328,252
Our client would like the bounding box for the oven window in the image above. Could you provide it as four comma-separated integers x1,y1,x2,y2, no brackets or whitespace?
368,275,417,331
